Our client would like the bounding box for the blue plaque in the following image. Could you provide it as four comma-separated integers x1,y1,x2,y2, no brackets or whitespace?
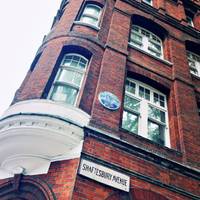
98,91,121,110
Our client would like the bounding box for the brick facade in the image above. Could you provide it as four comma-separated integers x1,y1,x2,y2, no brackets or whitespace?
0,0,200,199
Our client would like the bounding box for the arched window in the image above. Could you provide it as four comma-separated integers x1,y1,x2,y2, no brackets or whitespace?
122,78,170,147
187,51,200,77
130,25,163,58
79,3,102,27
49,53,88,105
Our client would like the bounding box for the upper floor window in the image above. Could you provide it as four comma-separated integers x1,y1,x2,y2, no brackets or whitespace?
122,79,169,147
142,0,152,6
187,51,200,77
130,25,163,58
79,4,102,27
49,53,88,105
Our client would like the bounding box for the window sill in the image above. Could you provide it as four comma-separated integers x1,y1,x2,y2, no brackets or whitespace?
74,21,100,31
128,43,173,67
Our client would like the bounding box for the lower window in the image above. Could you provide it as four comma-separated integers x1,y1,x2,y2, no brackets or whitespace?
49,53,88,105
122,78,170,147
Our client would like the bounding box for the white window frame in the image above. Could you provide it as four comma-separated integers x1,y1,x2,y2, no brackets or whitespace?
130,25,163,59
79,4,102,27
142,0,153,6
48,53,88,106
187,51,200,77
122,78,170,147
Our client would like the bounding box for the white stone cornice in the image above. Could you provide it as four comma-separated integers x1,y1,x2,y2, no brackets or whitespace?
0,100,90,179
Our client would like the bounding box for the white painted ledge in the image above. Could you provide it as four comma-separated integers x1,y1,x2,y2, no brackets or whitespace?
0,99,90,179
1,99,90,127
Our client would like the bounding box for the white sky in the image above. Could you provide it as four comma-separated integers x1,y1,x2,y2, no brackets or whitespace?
0,1,61,115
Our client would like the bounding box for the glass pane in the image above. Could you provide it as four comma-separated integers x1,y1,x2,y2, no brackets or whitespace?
132,26,139,32
139,86,150,101
153,93,159,105
190,67,198,75
131,33,143,47
80,57,87,65
188,60,196,68
145,89,150,101
57,69,83,86
154,93,165,107
148,121,165,145
160,95,165,107
84,5,100,16
148,106,166,123
125,80,136,94
73,55,80,61
141,29,150,37
70,60,79,68
80,16,98,26
62,58,71,66
132,33,142,42
79,61,87,69
124,95,140,112
139,86,144,98
148,41,161,52
122,111,138,134
50,85,78,105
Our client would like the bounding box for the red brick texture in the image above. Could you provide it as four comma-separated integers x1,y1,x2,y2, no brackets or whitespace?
6,0,200,199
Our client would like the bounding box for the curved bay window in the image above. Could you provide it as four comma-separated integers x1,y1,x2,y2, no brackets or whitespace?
130,25,163,58
79,4,102,27
187,51,200,77
49,53,88,105
122,78,169,147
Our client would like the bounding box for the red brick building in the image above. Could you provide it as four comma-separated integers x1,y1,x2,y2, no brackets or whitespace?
0,0,200,199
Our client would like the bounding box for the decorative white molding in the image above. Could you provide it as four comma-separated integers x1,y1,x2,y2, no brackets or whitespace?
0,100,90,179
1,99,90,127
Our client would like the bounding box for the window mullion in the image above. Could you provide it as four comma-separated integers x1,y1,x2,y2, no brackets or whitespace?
139,100,148,138
143,37,149,53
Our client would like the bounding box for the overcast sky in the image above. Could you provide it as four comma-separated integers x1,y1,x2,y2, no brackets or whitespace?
0,1,61,115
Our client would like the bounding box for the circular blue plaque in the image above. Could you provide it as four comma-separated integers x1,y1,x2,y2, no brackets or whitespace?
98,91,121,110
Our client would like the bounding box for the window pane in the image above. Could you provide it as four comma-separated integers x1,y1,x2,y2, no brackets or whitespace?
122,111,138,134
149,41,161,52
126,80,136,94
50,85,78,105
190,67,199,75
139,86,144,98
141,29,150,37
148,106,166,123
160,95,165,107
84,5,100,16
145,88,150,100
124,95,140,112
62,58,71,66
131,33,143,46
80,16,98,26
187,52,200,76
62,55,87,70
148,121,165,145
57,69,83,86
154,93,165,107
139,86,150,100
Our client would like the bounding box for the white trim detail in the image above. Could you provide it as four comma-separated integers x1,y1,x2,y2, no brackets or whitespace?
1,99,90,127
0,99,90,179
